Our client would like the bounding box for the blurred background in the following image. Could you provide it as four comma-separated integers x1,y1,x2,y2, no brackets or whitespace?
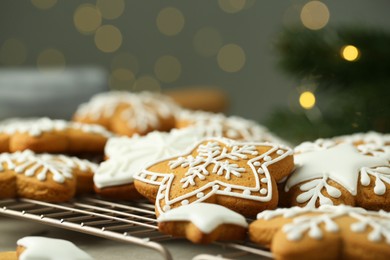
0,0,389,143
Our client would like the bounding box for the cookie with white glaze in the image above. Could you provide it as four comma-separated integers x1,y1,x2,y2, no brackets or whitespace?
175,110,287,144
16,236,93,260
134,138,294,217
249,205,390,260
0,117,112,154
283,132,390,210
158,203,248,244
94,128,203,200
0,150,97,202
73,91,178,136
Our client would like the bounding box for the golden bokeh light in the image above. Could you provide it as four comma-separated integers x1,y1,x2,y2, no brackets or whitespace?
37,49,66,71
0,38,27,66
109,68,135,90
218,0,246,13
111,52,139,75
299,91,316,109
31,0,57,10
193,27,223,57
154,55,181,83
300,1,330,30
217,44,246,73
73,4,102,34
96,0,125,20
133,75,161,93
156,7,185,36
341,45,360,62
94,25,122,53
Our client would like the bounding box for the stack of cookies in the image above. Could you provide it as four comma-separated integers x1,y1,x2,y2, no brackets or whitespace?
1,90,389,259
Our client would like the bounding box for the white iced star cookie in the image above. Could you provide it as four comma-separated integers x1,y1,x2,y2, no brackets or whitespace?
284,132,390,210
93,128,204,200
158,203,248,244
249,205,390,260
17,236,93,260
134,138,294,217
73,91,179,136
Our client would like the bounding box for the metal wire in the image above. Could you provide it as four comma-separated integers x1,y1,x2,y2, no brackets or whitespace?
0,197,273,260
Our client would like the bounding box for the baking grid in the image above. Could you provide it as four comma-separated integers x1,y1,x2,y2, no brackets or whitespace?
0,197,273,260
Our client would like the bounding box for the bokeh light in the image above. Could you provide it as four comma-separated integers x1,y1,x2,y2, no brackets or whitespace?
94,25,122,53
0,38,27,66
154,55,181,83
156,7,185,36
217,44,246,72
111,52,139,75
73,4,102,34
300,1,329,30
133,75,161,93
109,68,135,90
37,48,65,71
218,0,246,13
193,27,223,57
96,0,125,20
299,91,316,109
341,45,360,62
31,0,57,10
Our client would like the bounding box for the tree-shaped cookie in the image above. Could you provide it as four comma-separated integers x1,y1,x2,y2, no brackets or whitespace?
134,138,294,217
249,205,390,260
283,132,390,210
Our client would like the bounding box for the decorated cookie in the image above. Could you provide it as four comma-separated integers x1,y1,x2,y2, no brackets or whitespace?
175,110,287,144
134,138,294,217
0,150,97,202
94,128,203,200
73,91,178,136
283,132,390,210
0,117,112,154
17,236,93,260
158,203,248,244
249,205,390,260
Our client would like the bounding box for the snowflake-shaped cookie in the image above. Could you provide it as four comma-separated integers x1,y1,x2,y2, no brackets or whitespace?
250,205,390,259
0,150,97,202
284,132,390,210
134,138,294,217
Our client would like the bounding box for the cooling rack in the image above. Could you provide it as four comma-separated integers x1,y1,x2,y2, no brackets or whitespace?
0,197,273,260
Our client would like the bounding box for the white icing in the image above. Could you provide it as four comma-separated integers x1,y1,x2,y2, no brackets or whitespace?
286,140,389,206
0,117,112,138
17,236,93,260
133,138,293,215
94,128,204,188
75,91,179,132
257,205,390,244
157,203,248,233
177,110,288,144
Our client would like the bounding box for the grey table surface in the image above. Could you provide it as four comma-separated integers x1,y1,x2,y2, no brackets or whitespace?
0,216,262,260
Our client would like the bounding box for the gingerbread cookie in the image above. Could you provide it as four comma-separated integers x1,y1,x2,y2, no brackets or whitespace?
158,203,248,244
0,117,112,154
0,150,97,202
94,128,203,200
134,138,294,217
73,91,178,136
17,236,93,260
175,110,287,144
249,205,390,260
283,132,390,210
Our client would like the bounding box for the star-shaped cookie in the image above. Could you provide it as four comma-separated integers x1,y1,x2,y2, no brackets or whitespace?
283,132,390,210
134,138,294,217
